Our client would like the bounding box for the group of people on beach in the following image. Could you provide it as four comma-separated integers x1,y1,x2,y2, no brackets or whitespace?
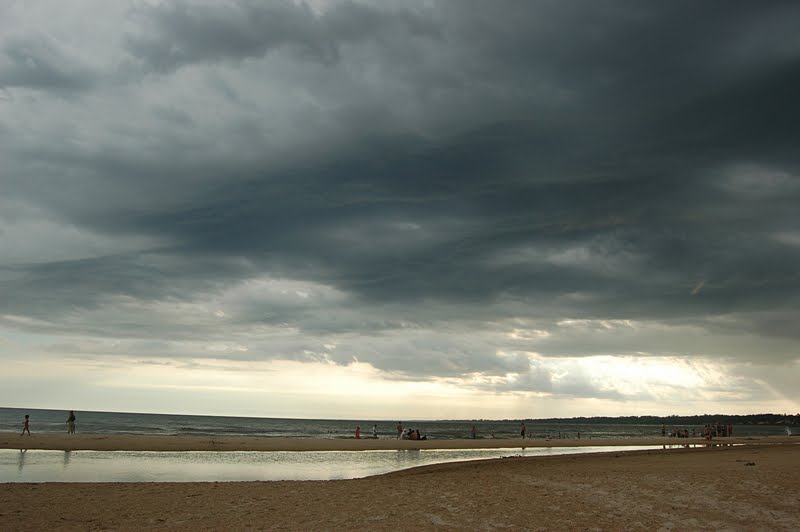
662,422,733,440
399,427,426,440
394,422,427,440
18,411,77,436
354,423,428,440
704,423,733,439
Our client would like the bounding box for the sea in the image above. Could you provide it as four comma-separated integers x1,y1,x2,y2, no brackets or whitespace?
1,406,789,440
1,407,792,483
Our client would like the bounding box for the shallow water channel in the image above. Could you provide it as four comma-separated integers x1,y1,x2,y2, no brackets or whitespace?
1,446,660,482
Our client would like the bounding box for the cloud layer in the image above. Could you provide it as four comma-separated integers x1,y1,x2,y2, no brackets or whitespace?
1,0,799,417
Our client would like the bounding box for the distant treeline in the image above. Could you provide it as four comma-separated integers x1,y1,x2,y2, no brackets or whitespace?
534,414,799,426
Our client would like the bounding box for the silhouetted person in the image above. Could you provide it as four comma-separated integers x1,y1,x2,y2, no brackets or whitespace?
66,411,76,434
20,414,30,436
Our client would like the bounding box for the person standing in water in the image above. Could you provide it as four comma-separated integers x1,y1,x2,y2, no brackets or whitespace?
66,411,76,434
20,414,31,436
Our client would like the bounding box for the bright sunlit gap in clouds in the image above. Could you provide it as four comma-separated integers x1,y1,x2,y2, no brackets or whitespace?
1,341,793,419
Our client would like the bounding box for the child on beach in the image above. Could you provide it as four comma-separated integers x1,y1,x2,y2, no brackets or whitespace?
20,414,31,436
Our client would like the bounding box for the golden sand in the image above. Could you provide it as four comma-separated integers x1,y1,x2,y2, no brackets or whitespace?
1,435,798,530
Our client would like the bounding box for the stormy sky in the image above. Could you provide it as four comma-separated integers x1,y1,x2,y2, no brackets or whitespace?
1,0,799,420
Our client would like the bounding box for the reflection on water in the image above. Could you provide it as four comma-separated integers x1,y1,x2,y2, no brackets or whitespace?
17,449,26,474
0,446,658,483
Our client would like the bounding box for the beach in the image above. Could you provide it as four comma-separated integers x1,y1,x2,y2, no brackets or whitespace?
1,435,798,530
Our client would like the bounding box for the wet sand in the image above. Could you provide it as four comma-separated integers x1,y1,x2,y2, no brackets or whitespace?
1,431,793,452
0,432,798,531
1,442,798,530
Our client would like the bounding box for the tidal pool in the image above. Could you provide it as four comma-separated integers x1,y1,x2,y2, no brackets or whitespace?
1,445,659,483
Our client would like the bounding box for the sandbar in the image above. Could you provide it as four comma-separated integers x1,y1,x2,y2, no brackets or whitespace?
0,432,793,452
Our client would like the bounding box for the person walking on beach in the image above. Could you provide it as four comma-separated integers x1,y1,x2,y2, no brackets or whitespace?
355,426,361,439
20,414,31,436
66,410,76,434
521,422,526,439
372,424,378,439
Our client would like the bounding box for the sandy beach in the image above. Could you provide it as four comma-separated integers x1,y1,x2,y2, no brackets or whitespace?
1,435,798,530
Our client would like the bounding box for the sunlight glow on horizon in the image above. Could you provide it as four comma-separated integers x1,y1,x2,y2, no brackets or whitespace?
2,351,794,420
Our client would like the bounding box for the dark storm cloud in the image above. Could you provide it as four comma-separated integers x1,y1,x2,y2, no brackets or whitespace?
0,33,94,91
125,0,439,71
2,0,800,386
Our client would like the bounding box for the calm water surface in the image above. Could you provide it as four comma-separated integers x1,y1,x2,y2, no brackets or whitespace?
1,446,660,483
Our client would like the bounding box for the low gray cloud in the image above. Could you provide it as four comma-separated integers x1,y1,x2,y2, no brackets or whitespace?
0,33,95,91
125,0,440,72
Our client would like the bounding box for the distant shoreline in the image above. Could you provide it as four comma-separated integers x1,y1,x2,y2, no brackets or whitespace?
1,432,794,452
